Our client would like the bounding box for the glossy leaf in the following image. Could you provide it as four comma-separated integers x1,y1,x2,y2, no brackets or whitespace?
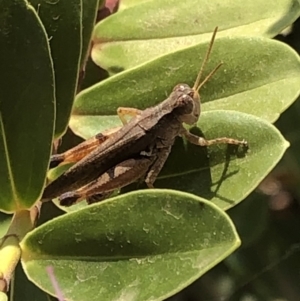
29,0,82,138
21,190,240,301
9,263,51,301
71,36,300,139
0,293,7,301
0,212,11,237
92,0,300,71
68,110,289,211
0,0,55,212
119,0,150,10
80,0,101,68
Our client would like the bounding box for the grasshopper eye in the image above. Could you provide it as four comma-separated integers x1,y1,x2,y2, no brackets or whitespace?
188,91,194,98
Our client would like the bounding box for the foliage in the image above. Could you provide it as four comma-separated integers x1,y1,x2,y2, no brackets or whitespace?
0,0,299,300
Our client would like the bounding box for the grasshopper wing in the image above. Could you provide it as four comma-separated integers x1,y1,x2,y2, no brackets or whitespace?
42,117,156,199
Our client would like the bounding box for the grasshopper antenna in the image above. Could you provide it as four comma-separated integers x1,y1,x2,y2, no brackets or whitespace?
193,27,223,93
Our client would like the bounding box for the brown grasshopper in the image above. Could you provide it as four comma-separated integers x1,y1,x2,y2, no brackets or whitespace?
42,27,247,206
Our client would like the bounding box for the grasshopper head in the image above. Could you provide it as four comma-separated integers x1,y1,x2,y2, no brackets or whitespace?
174,27,222,125
172,83,200,125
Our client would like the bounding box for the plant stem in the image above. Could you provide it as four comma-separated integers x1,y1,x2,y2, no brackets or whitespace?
0,205,40,292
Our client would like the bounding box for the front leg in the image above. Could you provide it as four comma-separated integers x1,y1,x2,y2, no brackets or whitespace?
182,129,248,147
117,107,142,125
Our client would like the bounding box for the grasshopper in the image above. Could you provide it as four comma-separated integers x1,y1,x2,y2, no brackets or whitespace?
42,27,247,206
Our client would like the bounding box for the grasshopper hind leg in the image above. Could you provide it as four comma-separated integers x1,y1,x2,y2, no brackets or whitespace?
58,156,155,206
58,191,113,207
86,192,114,204
58,191,82,207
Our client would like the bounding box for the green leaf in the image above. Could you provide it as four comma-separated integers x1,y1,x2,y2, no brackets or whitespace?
0,212,11,237
119,0,151,10
71,36,300,138
80,0,101,68
0,292,7,301
29,0,82,138
0,0,55,212
21,190,240,301
92,0,300,71
9,263,51,301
